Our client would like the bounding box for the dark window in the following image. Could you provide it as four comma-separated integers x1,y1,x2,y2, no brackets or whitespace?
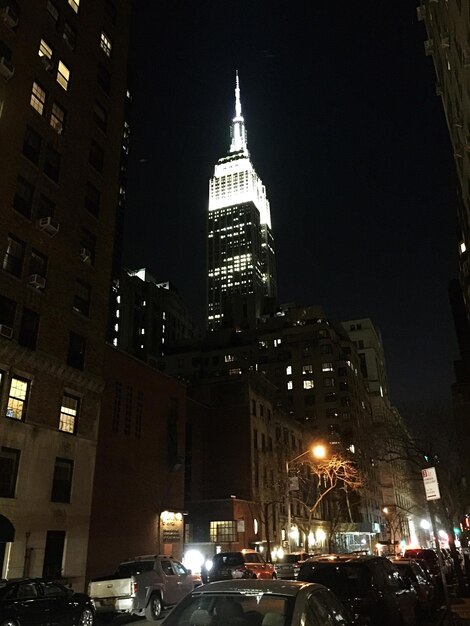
325,392,337,403
89,140,104,172
22,126,41,164
42,530,65,578
67,332,85,370
135,391,143,439
50,102,66,135
46,0,59,26
73,280,90,316
51,458,73,502
38,194,55,218
3,235,25,277
13,176,34,218
84,182,100,217
18,308,40,350
93,101,107,132
253,428,258,450
63,22,76,49
80,229,96,264
0,295,16,326
97,64,110,94
29,249,48,277
44,144,60,182
124,385,132,435
0,447,20,498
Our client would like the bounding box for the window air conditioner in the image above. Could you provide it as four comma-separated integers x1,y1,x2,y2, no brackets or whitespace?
79,247,91,263
38,216,60,236
29,274,46,289
0,57,15,81
0,324,13,339
1,5,19,28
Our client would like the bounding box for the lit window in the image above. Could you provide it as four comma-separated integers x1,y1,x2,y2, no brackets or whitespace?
322,362,334,372
303,380,314,389
302,364,313,374
224,354,235,362
30,82,46,115
286,365,292,375
210,521,237,543
460,241,466,254
38,39,53,60
50,102,65,134
57,61,70,90
6,377,29,420
59,394,79,433
229,368,241,376
274,338,282,347
100,31,112,57
287,381,293,390
68,0,79,13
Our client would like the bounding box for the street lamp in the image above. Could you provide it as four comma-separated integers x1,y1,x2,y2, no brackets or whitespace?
286,443,328,553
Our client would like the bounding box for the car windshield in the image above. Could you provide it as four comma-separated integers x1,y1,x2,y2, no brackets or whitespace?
212,553,245,567
162,591,294,626
301,563,371,596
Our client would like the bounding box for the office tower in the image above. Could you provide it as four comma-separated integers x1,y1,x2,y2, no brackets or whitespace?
0,0,131,588
207,73,277,330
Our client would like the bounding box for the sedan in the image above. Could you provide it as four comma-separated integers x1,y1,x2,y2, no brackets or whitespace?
0,578,94,626
161,579,352,626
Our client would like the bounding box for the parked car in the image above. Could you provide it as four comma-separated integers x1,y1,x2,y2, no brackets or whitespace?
206,549,276,582
402,549,440,580
88,554,198,621
388,557,434,615
0,578,94,626
297,555,417,626
274,552,310,580
161,579,353,626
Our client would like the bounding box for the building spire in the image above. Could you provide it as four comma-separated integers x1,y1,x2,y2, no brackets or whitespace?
230,70,248,154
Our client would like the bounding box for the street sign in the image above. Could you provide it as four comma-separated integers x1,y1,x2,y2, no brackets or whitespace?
421,467,441,501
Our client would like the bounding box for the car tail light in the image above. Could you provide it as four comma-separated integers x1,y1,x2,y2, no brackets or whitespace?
132,580,138,595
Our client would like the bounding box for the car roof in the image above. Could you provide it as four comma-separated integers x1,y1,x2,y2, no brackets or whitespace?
306,554,379,563
192,580,328,597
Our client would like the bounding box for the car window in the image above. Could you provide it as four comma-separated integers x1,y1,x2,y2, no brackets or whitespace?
43,582,67,596
306,592,335,626
244,553,262,563
382,561,403,589
213,553,245,567
116,561,154,576
161,560,175,576
317,589,350,624
301,563,371,595
17,583,39,598
172,561,187,575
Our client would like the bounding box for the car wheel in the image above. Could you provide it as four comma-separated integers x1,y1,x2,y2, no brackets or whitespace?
145,593,162,621
79,608,94,626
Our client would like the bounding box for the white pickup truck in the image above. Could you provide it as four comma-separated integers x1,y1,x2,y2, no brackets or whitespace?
88,554,200,620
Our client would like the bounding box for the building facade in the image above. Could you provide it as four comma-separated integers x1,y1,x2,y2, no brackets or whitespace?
86,346,187,580
0,0,131,589
110,267,196,366
207,73,277,331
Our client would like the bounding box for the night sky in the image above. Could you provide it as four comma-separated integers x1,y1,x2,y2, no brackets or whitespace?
123,1,459,427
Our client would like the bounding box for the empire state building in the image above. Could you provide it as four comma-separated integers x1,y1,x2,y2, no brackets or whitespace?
207,74,277,330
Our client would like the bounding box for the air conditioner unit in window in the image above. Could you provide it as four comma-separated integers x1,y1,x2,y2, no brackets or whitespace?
79,247,91,263
29,274,46,289
38,216,60,236
0,57,14,81
39,55,53,71
0,324,13,339
1,5,19,28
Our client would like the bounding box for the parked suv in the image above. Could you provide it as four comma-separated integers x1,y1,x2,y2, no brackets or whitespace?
274,552,310,579
206,550,276,582
298,555,417,626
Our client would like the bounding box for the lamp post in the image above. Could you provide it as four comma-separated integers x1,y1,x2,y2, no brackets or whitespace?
286,444,327,553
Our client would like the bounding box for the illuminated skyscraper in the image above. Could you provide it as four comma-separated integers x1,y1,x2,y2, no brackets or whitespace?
207,73,276,330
